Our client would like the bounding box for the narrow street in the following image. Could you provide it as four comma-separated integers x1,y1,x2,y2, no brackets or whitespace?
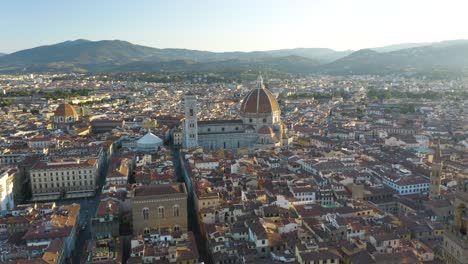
171,144,208,263
56,155,110,264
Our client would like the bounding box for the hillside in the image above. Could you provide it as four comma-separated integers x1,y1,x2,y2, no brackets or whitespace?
0,39,343,73
1,39,468,77
320,44,468,76
111,55,321,74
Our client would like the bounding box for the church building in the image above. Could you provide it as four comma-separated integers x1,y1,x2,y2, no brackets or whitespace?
182,76,291,150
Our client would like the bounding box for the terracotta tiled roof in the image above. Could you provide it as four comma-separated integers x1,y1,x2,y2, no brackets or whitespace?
240,77,280,115
54,103,77,117
134,183,186,197
258,125,274,134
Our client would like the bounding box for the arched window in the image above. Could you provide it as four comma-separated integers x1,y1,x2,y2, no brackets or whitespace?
249,118,253,123
158,206,165,218
173,205,180,217
263,118,267,123
174,225,180,232
143,208,149,220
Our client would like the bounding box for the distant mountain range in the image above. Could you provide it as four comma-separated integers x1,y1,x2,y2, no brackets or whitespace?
320,44,468,76
370,39,468,52
1,39,468,77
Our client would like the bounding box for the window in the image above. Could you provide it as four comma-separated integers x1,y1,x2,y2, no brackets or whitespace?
189,109,194,116
143,208,149,220
174,225,180,232
221,127,225,131
249,118,253,123
263,118,266,123
173,205,180,217
158,206,165,218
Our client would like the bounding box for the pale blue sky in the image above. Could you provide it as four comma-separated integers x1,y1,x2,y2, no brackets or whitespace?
1,0,467,53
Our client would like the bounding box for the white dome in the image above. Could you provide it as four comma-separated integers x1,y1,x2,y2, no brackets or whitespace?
137,132,163,151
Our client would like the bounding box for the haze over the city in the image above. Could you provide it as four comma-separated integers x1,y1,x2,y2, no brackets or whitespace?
2,0,468,53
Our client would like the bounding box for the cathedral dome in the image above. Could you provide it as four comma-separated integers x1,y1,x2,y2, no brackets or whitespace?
54,103,78,118
258,125,274,134
240,76,280,115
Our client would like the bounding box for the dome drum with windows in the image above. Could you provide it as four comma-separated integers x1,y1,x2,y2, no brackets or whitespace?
53,103,79,125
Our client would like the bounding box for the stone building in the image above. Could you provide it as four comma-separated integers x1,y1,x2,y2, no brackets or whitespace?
131,183,188,235
430,141,443,200
30,157,99,201
443,180,468,264
182,76,291,150
91,198,120,239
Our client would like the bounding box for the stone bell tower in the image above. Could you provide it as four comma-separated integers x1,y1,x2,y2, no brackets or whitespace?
183,93,199,149
429,140,443,200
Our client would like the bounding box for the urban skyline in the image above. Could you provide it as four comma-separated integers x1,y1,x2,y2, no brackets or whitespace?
0,1,467,263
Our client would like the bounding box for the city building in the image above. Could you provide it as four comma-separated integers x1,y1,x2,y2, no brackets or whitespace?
21,204,80,259
182,76,291,150
443,180,468,264
0,167,15,211
83,238,123,264
131,183,188,235
30,157,99,201
91,198,121,239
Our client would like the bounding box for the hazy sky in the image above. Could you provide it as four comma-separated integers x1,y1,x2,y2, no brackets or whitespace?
1,0,468,53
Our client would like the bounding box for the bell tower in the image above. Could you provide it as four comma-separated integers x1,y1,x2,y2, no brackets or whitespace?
183,93,199,149
429,140,443,199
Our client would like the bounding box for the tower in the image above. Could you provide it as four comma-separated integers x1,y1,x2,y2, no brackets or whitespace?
183,93,199,149
429,140,443,199
443,180,468,264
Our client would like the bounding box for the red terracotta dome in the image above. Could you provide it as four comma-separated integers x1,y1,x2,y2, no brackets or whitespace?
54,103,78,117
240,76,280,115
258,125,274,134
